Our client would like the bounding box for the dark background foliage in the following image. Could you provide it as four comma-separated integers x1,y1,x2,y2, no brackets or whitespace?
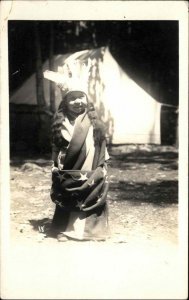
8,21,178,155
9,21,178,105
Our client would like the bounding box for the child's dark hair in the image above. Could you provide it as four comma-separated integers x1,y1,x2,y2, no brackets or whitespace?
87,102,106,145
51,100,67,148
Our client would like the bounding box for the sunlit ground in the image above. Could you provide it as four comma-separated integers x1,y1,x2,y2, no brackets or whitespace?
2,145,187,299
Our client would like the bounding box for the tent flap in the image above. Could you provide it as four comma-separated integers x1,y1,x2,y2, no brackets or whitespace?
10,47,161,144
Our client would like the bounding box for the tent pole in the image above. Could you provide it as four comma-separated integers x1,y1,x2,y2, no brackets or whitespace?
49,23,56,114
34,22,46,108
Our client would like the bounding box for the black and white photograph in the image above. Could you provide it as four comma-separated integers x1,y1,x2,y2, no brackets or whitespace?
0,1,188,299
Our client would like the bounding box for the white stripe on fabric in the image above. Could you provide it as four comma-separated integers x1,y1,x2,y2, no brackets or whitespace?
63,211,87,240
81,125,95,171
61,117,75,142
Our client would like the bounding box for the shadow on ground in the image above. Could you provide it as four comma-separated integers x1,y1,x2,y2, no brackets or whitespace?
29,218,52,233
109,180,178,205
109,150,178,171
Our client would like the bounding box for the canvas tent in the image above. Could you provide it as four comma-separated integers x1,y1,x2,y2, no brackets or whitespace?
10,47,162,144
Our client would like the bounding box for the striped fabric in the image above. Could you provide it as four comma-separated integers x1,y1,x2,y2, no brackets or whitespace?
50,111,110,240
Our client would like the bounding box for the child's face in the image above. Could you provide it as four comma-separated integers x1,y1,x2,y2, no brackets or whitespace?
66,91,87,115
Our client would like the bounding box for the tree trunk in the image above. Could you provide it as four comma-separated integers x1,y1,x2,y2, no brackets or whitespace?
49,23,56,113
34,22,46,108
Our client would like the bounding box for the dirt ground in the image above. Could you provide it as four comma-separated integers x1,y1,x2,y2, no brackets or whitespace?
2,145,187,299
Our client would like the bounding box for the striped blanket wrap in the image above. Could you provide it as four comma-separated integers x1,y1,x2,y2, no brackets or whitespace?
50,111,109,212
